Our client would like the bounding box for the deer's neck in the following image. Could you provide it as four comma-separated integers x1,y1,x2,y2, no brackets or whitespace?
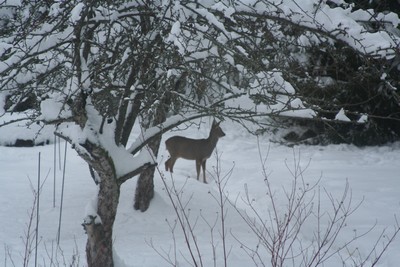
207,133,220,148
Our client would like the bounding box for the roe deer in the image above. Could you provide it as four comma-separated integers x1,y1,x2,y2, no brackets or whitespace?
165,120,225,183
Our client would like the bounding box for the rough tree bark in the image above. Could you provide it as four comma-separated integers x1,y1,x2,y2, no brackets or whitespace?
76,135,154,266
84,177,119,267
78,141,119,267
134,163,156,212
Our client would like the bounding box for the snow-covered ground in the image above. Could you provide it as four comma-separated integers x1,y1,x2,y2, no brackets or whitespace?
1,120,399,267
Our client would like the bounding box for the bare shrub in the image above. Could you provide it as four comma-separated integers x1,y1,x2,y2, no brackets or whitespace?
151,150,234,267
232,141,400,267
4,178,82,267
156,143,400,267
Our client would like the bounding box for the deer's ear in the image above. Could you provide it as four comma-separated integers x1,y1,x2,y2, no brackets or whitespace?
212,119,222,127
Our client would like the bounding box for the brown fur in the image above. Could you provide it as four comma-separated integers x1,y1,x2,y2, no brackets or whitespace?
165,120,225,183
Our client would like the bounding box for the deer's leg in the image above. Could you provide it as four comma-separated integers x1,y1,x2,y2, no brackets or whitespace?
201,160,207,183
170,157,177,172
196,160,201,181
166,157,177,173
165,158,170,172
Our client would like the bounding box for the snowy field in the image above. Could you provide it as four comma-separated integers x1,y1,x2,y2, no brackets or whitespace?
1,120,400,267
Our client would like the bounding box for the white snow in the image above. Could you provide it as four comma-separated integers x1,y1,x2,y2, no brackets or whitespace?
335,107,351,122
1,0,400,266
1,119,399,267
70,3,85,24
280,98,317,118
231,0,400,59
39,95,72,122
166,21,185,55
358,114,368,123
0,112,55,146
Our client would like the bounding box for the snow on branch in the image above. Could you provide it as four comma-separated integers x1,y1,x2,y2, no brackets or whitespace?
233,0,399,59
128,112,205,156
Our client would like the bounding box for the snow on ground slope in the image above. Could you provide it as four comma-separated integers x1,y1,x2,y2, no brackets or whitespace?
1,119,399,266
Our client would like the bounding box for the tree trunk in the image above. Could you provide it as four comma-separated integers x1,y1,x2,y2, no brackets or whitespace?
79,141,120,267
134,165,156,212
134,94,170,211
134,131,162,211
84,173,120,267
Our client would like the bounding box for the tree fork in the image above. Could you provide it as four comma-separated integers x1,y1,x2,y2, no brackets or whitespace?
73,140,119,267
